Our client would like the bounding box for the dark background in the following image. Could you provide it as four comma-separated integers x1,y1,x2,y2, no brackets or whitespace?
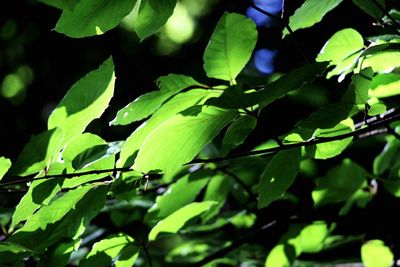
2,0,400,263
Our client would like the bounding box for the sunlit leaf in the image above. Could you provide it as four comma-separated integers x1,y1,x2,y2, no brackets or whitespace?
341,68,374,107
37,239,81,267
203,12,257,83
48,58,115,143
133,105,237,173
221,115,257,156
317,28,364,65
306,118,354,159
148,201,217,241
10,128,64,176
135,0,177,40
80,233,138,267
72,141,122,170
0,157,11,181
295,222,329,253
284,0,344,36
363,51,400,73
118,89,221,168
201,174,231,222
265,244,296,267
369,73,400,98
111,74,202,125
361,240,393,267
9,186,107,252
258,148,301,209
55,0,136,38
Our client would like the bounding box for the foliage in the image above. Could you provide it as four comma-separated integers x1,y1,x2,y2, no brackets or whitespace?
1,0,400,266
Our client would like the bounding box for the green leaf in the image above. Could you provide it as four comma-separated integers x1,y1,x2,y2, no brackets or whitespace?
10,128,64,176
48,58,115,143
294,222,329,253
10,178,63,232
221,115,257,156
369,73,400,98
118,89,220,168
0,242,33,264
284,0,344,36
352,0,385,19
306,118,354,159
206,62,328,109
316,28,364,65
135,0,177,40
133,105,237,173
368,102,386,116
373,138,400,175
0,157,11,181
341,68,374,107
201,174,231,222
312,159,370,212
148,201,217,241
326,51,362,81
203,12,257,83
146,170,210,222
9,186,107,252
72,141,122,170
361,240,393,267
38,0,79,11
80,233,138,267
37,239,81,267
111,74,202,125
258,148,301,209
265,244,296,267
363,51,400,73
55,0,137,38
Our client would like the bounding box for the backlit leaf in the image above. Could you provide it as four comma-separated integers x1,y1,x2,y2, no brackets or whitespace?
203,12,257,83
133,105,237,173
0,157,11,181
148,201,217,241
48,58,115,143
361,240,393,267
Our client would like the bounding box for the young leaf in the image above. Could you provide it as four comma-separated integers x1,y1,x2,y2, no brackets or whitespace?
361,240,393,267
146,170,210,223
10,128,64,176
148,201,217,241
203,12,257,83
283,0,344,36
79,233,138,267
133,105,238,173
295,222,329,253
265,244,296,267
316,28,364,65
111,74,203,125
0,157,11,181
9,186,107,252
55,0,137,38
221,115,257,156
135,0,177,40
258,148,301,209
48,58,115,143
117,89,221,168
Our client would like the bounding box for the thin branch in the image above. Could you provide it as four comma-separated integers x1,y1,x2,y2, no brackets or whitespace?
371,0,400,29
250,4,311,63
192,219,278,267
0,167,132,188
140,242,153,267
189,110,400,164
